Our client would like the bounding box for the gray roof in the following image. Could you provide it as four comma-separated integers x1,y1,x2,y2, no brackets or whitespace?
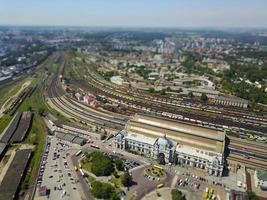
257,169,267,181
0,112,21,144
56,132,86,146
63,134,76,142
56,132,66,140
215,95,249,103
72,137,86,145
10,112,32,143
0,149,32,200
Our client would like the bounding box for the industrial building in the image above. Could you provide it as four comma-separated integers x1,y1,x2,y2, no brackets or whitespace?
114,114,226,176
0,149,32,200
56,132,86,146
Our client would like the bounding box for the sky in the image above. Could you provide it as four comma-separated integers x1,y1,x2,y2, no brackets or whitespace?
0,0,267,28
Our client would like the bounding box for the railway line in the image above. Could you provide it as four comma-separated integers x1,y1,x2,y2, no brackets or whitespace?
228,153,267,170
46,59,126,131
63,95,129,122
75,79,267,133
70,63,267,131
229,137,267,154
45,54,267,171
84,67,267,126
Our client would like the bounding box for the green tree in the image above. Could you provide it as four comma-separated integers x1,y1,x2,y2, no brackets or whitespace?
38,107,46,116
149,87,155,93
91,181,118,199
89,152,114,176
177,88,183,93
247,190,258,200
171,189,184,200
114,159,124,171
201,93,208,102
121,172,132,187
160,89,167,95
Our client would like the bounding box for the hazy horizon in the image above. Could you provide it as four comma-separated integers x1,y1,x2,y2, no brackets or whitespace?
0,0,267,28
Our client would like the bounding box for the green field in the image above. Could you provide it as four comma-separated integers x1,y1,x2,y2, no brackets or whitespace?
0,79,26,107
0,115,12,134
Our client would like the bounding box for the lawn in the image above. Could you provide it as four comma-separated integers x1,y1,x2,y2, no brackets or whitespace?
0,79,26,107
0,115,12,134
81,161,92,173
110,175,123,187
2,154,11,165
87,174,96,183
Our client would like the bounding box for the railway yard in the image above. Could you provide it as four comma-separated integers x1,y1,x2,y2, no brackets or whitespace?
0,51,267,200
44,52,267,173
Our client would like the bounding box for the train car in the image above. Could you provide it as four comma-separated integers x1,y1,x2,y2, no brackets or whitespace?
79,169,85,177
156,183,164,189
75,150,82,157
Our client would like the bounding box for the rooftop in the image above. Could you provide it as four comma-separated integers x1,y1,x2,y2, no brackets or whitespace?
126,114,225,153
257,169,267,181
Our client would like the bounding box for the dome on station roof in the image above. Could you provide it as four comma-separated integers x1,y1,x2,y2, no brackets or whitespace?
155,135,172,149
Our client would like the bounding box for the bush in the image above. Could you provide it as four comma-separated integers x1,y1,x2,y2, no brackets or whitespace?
171,189,184,200
91,181,119,199
247,190,258,200
121,172,132,187
201,93,208,102
114,159,124,171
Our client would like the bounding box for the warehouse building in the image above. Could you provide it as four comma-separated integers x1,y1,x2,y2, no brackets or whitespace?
114,114,225,176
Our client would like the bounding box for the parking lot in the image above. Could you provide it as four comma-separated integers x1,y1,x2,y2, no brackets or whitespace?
34,136,82,200
173,168,227,200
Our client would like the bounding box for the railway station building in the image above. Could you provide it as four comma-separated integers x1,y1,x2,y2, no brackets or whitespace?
114,114,226,176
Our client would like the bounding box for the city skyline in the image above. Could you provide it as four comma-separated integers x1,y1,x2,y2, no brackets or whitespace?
1,0,267,28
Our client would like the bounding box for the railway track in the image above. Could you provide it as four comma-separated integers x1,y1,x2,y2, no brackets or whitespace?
228,153,267,170
46,60,125,131
84,69,267,126
82,80,267,133
67,64,267,132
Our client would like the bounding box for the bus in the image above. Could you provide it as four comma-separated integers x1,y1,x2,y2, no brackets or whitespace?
75,150,82,156
74,166,78,171
156,184,164,189
79,169,85,177
154,165,163,170
90,144,100,149
79,163,82,169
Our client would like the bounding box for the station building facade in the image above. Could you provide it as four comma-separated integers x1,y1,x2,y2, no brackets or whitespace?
114,114,226,176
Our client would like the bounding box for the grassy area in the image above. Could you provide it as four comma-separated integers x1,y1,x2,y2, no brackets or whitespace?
0,115,12,134
110,175,123,187
46,102,71,123
2,154,11,165
81,161,92,172
0,79,26,107
87,174,96,183
21,115,46,189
